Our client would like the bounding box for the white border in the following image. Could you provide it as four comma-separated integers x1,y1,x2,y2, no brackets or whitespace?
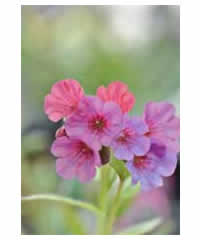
20,0,181,6
0,2,21,240
181,1,200,239
20,236,180,240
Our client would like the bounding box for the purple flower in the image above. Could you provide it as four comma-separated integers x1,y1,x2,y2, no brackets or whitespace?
126,142,178,191
51,136,101,182
66,96,122,149
143,102,180,152
110,114,150,161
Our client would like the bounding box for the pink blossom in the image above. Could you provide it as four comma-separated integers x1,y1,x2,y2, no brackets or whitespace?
44,79,84,122
143,102,180,152
51,136,101,182
97,81,135,113
67,96,122,149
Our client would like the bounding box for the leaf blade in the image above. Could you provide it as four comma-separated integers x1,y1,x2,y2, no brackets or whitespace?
117,218,162,235
110,158,130,181
21,194,103,217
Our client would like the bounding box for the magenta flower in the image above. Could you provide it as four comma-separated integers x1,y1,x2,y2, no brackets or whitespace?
110,115,150,161
51,136,101,182
143,102,180,152
126,142,178,191
44,79,84,122
67,96,123,149
97,81,135,113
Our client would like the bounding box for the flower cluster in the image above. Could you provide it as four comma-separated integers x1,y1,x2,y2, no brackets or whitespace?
44,79,180,191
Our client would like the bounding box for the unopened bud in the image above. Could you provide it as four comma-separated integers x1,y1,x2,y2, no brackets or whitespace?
99,146,111,165
55,126,68,138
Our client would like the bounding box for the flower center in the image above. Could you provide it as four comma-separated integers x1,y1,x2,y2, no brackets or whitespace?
78,142,93,156
145,131,151,137
76,141,94,168
133,156,147,169
88,115,107,132
117,128,132,143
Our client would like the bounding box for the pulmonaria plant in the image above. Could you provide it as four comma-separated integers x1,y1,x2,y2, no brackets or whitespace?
44,79,180,191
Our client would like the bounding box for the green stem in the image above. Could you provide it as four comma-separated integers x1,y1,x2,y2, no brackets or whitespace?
104,179,124,234
97,166,110,234
21,194,103,217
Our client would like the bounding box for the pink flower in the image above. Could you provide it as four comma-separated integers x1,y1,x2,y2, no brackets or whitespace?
110,114,150,161
143,102,180,152
67,96,122,149
44,79,84,122
51,136,101,182
97,81,135,113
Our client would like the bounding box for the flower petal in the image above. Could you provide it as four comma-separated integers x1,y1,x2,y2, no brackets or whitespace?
144,102,176,127
56,157,77,180
97,81,135,113
140,173,163,191
130,116,149,135
132,136,151,156
76,159,97,182
44,79,84,122
113,145,134,161
156,151,178,177
51,136,70,157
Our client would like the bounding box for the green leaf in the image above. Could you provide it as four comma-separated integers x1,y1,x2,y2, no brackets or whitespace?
110,158,130,181
22,194,103,217
116,218,162,235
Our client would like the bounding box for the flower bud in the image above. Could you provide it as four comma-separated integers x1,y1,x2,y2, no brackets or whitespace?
99,146,111,165
55,126,68,138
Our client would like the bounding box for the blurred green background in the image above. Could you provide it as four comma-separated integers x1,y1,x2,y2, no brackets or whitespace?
21,5,180,235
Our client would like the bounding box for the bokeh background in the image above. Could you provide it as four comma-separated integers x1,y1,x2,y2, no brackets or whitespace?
21,5,180,235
